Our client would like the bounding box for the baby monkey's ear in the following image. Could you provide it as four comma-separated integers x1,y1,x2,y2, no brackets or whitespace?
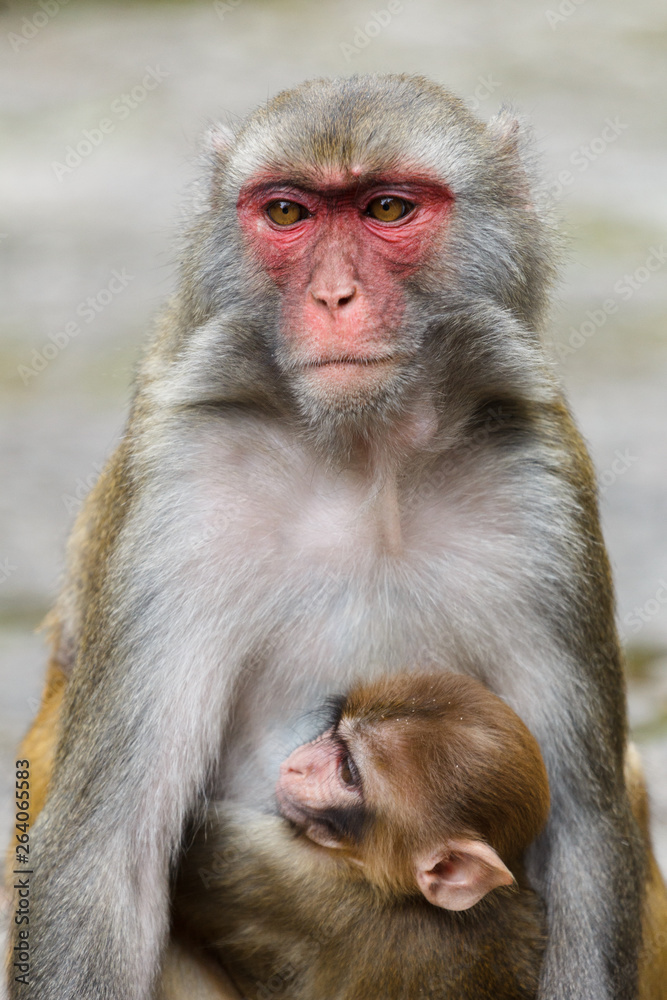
414,838,514,911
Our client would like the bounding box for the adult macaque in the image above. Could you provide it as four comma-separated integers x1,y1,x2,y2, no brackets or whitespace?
7,74,648,998
176,671,550,999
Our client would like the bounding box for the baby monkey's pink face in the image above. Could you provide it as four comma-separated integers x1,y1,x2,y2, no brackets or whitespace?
276,727,365,851
273,676,537,914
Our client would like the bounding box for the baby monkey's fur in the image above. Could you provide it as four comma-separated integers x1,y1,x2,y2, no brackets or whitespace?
176,673,549,1000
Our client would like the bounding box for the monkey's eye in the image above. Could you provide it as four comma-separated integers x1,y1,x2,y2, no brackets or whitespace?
339,749,361,789
365,196,413,223
266,200,309,226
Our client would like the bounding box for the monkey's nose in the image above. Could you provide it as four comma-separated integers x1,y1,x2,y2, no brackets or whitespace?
279,755,307,779
310,283,358,311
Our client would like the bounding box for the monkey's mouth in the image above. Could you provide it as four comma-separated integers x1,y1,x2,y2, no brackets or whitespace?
301,356,398,389
276,792,346,848
305,356,395,370
277,798,325,838
275,790,308,828
290,353,404,408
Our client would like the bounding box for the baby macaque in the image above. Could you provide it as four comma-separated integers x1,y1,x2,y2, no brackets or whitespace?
175,672,550,999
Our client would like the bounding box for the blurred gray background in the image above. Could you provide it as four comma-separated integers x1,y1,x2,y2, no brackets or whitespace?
1,0,666,882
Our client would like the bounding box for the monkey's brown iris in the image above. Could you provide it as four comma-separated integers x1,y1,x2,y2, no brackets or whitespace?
267,200,307,225
366,196,412,222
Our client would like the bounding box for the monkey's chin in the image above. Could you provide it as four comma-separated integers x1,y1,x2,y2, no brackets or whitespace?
284,356,419,458
276,795,345,850
306,357,395,384
294,359,402,417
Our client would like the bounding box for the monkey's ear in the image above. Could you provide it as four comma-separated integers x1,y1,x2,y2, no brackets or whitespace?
201,124,236,211
487,108,534,208
415,838,514,911
487,107,521,154
202,123,236,160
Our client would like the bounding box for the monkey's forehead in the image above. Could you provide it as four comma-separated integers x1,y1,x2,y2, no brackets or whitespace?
223,74,511,196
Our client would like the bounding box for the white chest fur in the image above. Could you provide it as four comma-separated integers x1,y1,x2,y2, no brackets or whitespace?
133,414,554,806
118,408,568,816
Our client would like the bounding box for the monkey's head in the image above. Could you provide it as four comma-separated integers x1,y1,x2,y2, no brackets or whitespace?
276,671,550,911
181,75,557,446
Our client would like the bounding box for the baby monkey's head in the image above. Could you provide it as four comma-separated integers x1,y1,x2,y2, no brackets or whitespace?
276,671,549,911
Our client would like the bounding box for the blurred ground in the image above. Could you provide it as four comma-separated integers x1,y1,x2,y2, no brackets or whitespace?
1,0,666,898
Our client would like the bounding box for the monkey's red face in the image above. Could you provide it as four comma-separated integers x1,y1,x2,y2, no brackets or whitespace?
237,173,453,404
276,728,365,849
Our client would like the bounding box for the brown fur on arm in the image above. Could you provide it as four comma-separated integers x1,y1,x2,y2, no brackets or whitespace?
625,745,667,1000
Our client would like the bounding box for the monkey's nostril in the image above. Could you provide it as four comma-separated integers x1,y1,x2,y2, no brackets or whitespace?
310,286,357,310
280,759,303,779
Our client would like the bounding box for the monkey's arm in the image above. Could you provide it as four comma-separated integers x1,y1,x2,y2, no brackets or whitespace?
513,436,645,1000
534,737,667,1000
6,654,241,1000
6,435,256,1000
625,745,667,1000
